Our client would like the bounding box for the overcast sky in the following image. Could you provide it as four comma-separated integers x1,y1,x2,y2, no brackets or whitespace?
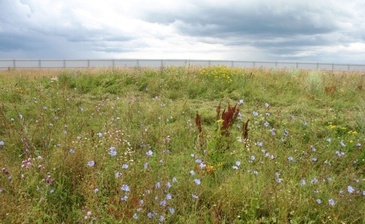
0,0,364,63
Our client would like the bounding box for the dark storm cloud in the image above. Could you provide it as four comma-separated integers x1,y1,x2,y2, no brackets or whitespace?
0,0,364,62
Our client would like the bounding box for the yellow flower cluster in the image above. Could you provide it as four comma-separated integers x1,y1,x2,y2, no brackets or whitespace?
197,66,233,83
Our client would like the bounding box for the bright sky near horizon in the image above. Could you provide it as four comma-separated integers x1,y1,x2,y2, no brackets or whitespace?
0,0,364,63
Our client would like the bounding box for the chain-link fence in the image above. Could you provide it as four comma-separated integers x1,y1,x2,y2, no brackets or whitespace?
1,59,364,71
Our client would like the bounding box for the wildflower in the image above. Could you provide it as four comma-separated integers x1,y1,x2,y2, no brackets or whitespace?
94,188,99,194
69,149,75,154
155,182,161,189
195,158,202,164
189,170,195,176
356,143,361,147
115,172,121,178
121,184,130,192
97,132,103,138
326,138,331,143
300,179,306,186
270,128,276,135
146,150,153,156
192,194,199,199
147,212,154,218
264,121,270,127
340,141,346,147
257,141,263,147
169,207,175,214
159,215,165,222
348,185,355,194
160,200,167,207
250,155,255,161
144,162,149,169
121,195,128,201
109,146,117,157
312,157,318,162
0,141,4,146
166,193,172,200
335,151,345,157
238,99,244,105
194,178,201,185
232,165,239,170
133,213,138,219
303,121,307,126
287,156,295,162
283,129,289,136
199,163,206,169
172,177,177,183
166,182,172,188
252,111,258,116
122,164,129,169
290,114,295,119
237,136,242,142
316,199,322,204
328,199,335,206
2,168,10,175
87,160,95,167
311,178,318,184
264,103,269,108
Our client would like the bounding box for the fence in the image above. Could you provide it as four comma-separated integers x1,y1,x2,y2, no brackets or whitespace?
1,59,365,71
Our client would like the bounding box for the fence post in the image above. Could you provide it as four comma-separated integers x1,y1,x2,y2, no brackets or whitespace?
87,60,90,68
13,59,16,69
63,60,66,68
332,64,334,70
348,64,350,71
39,59,41,69
296,63,298,69
253,61,255,67
112,59,115,68
231,61,234,68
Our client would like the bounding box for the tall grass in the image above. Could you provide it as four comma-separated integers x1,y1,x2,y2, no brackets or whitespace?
0,67,364,223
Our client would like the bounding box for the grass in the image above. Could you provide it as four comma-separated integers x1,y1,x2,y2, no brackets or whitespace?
0,66,364,223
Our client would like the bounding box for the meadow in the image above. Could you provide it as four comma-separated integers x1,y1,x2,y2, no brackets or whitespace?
0,66,364,223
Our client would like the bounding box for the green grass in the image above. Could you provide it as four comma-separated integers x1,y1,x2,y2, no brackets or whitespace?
0,66,364,223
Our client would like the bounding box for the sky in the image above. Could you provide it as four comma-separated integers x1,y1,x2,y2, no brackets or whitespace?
0,0,364,63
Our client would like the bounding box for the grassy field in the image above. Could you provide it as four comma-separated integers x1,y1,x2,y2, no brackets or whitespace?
0,66,364,223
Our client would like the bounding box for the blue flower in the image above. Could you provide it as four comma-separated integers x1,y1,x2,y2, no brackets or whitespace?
109,146,117,156
146,150,153,156
194,178,201,185
348,185,355,194
122,164,129,169
192,194,199,199
169,207,175,214
328,199,335,206
121,195,128,201
0,141,4,146
87,160,95,167
121,184,130,192
133,213,138,219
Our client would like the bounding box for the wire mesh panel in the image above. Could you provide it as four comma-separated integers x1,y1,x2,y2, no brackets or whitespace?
209,60,233,67
0,60,14,69
15,60,39,68
348,64,365,71
114,59,139,67
138,60,162,68
297,63,318,70
162,60,187,67
64,60,89,68
187,60,211,67
276,62,297,69
41,60,65,68
89,60,114,67
232,61,255,68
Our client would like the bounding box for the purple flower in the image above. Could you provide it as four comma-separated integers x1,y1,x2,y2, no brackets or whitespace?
194,178,201,185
